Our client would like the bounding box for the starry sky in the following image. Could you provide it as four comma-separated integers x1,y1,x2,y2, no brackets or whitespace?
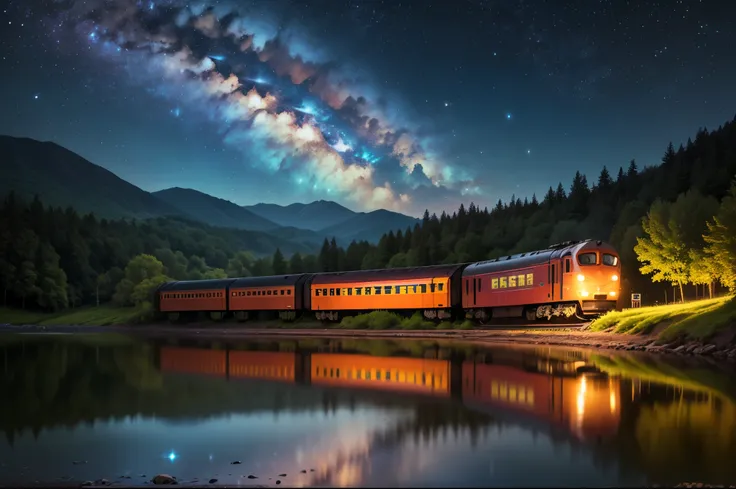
1,0,736,217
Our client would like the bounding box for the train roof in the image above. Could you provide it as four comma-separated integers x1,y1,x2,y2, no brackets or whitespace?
159,278,237,291
231,274,312,288
311,264,466,285
463,240,593,276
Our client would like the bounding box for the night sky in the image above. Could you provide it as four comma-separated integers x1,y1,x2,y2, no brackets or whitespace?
1,0,735,216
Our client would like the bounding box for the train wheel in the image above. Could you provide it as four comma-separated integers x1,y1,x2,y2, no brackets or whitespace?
524,308,537,322
234,311,249,322
209,311,223,321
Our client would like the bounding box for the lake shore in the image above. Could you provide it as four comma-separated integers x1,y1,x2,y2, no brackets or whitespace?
2,321,735,361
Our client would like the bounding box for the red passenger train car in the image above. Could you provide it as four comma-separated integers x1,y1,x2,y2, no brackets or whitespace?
229,274,313,322
157,279,236,322
309,265,464,321
462,240,620,321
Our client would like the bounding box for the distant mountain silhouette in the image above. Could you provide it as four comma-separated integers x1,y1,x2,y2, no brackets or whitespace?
319,209,420,243
0,135,420,245
244,200,357,231
245,200,420,243
153,187,281,232
0,135,183,219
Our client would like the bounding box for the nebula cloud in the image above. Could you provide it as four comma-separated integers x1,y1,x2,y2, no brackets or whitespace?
52,0,475,212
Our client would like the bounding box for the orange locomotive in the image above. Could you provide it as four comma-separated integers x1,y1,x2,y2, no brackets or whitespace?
462,240,621,321
154,239,621,323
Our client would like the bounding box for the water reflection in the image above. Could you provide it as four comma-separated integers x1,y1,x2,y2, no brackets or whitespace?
1,335,735,487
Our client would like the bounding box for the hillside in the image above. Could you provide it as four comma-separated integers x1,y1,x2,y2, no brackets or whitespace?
152,187,281,232
320,209,420,243
245,200,357,231
0,135,183,219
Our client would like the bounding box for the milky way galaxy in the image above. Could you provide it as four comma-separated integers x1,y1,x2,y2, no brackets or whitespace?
52,0,475,212
2,0,736,215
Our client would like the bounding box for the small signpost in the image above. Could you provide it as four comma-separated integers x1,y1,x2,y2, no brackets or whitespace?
631,293,641,308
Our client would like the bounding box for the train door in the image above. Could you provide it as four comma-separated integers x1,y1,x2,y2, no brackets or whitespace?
425,279,435,309
473,277,478,306
549,261,556,300
562,256,572,300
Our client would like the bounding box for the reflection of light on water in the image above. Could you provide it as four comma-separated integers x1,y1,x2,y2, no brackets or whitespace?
576,376,587,437
610,392,617,413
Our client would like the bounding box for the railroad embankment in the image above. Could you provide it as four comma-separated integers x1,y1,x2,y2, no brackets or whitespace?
1,297,736,360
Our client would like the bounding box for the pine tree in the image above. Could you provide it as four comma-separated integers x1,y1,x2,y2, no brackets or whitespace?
272,248,286,275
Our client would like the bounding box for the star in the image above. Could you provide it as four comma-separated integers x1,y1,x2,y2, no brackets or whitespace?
33,94,39,100
506,113,512,120
526,149,531,154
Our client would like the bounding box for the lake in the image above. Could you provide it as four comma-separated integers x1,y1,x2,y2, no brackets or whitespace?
1,333,736,487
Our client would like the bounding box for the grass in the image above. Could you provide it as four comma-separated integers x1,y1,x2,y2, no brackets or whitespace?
338,311,475,331
0,303,152,326
588,295,736,341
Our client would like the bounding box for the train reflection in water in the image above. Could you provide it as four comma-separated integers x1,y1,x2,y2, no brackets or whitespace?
158,344,620,441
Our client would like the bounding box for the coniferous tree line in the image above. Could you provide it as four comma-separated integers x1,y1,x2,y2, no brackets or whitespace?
1,115,735,311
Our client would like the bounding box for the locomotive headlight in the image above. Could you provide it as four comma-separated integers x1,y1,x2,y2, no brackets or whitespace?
609,291,617,297
577,274,585,282
580,291,589,297
611,274,619,281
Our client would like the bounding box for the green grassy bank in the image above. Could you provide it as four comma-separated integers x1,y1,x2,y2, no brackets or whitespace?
589,295,736,341
0,304,150,327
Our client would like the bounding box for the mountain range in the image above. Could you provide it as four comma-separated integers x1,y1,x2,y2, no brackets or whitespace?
0,135,420,250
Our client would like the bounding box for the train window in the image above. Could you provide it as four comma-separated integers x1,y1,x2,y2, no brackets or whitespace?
375,286,382,295
578,252,597,265
420,284,427,293
412,285,418,294
329,288,335,296
491,278,499,289
395,286,401,294
384,286,392,294
364,287,371,295
565,258,571,273
315,289,320,296
322,288,327,296
526,273,534,285
267,290,272,296
603,253,618,266
438,283,444,292
509,275,517,287
336,288,341,296
346,288,352,296
287,290,291,295
517,274,526,287
500,277,508,288
354,287,361,295
430,284,436,293
280,290,285,295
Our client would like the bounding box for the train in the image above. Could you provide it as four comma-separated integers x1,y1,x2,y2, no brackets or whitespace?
154,239,621,323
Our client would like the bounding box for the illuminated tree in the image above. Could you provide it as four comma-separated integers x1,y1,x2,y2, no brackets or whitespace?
635,200,690,302
703,179,736,290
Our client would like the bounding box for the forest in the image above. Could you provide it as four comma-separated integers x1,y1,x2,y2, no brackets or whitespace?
0,115,735,312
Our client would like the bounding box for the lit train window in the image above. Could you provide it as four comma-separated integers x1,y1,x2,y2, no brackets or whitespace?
500,277,507,288
578,252,597,265
491,278,498,289
526,273,534,285
603,253,618,266
509,276,517,287
517,274,525,287
438,283,444,291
